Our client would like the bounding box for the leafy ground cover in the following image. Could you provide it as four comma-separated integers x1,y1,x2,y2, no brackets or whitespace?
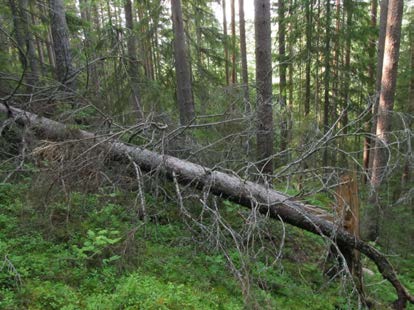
0,177,412,309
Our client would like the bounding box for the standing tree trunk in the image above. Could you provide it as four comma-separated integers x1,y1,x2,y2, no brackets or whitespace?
342,0,353,134
368,0,404,241
30,2,45,75
239,0,249,112
287,0,294,145
8,0,40,88
136,2,150,80
402,18,414,187
279,0,288,158
20,0,40,84
322,0,331,168
222,0,229,86
370,0,403,189
314,0,322,122
49,0,76,91
41,0,56,72
278,0,286,106
304,0,312,116
363,0,377,183
78,0,99,95
46,26,56,70
149,4,157,72
195,5,207,115
124,0,144,120
151,1,162,81
171,0,195,125
255,0,274,178
368,0,389,175
332,0,340,127
230,0,237,84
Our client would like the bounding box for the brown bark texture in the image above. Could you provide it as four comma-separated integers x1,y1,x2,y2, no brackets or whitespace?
402,20,414,185
363,0,378,183
49,0,76,90
322,0,331,168
78,0,100,95
304,0,312,116
369,0,389,174
171,0,195,125
239,0,249,112
332,0,340,126
231,0,237,84
370,0,403,190
9,0,40,87
1,102,413,309
222,0,229,86
342,0,352,134
278,0,288,155
124,0,144,120
255,0,274,177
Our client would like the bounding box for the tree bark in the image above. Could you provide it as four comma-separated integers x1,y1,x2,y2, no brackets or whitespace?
370,0,403,190
367,0,404,241
402,19,414,187
287,0,294,145
304,0,312,116
124,0,144,120
20,0,40,84
1,102,413,309
79,0,99,94
42,0,56,71
369,0,389,175
30,3,45,75
239,0,249,112
142,0,155,81
322,0,331,168
314,0,321,121
8,0,40,87
49,0,76,91
363,0,378,184
78,0,99,95
278,0,286,105
171,0,196,125
222,0,230,86
342,0,353,135
255,0,274,177
332,0,340,126
230,0,237,84
279,0,288,158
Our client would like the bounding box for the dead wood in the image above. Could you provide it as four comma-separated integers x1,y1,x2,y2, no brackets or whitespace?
1,103,413,309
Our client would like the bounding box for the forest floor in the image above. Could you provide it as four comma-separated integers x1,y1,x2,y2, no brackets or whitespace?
0,169,413,309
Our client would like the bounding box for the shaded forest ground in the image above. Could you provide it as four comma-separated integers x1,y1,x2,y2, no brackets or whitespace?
0,163,413,309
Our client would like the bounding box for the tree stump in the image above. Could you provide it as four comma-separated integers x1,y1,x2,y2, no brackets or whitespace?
335,171,364,297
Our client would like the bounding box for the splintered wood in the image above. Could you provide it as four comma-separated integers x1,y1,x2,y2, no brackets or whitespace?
335,172,362,285
335,172,360,238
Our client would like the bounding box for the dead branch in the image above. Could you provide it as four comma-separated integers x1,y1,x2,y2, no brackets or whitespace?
1,103,413,309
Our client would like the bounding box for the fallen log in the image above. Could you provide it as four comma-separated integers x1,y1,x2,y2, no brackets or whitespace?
1,103,413,309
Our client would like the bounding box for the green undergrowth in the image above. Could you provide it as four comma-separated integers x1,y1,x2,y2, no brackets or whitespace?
0,178,413,309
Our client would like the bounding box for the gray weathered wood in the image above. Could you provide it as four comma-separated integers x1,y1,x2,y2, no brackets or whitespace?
1,103,412,308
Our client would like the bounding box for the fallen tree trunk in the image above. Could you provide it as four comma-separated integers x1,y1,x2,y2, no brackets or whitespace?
1,103,413,309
